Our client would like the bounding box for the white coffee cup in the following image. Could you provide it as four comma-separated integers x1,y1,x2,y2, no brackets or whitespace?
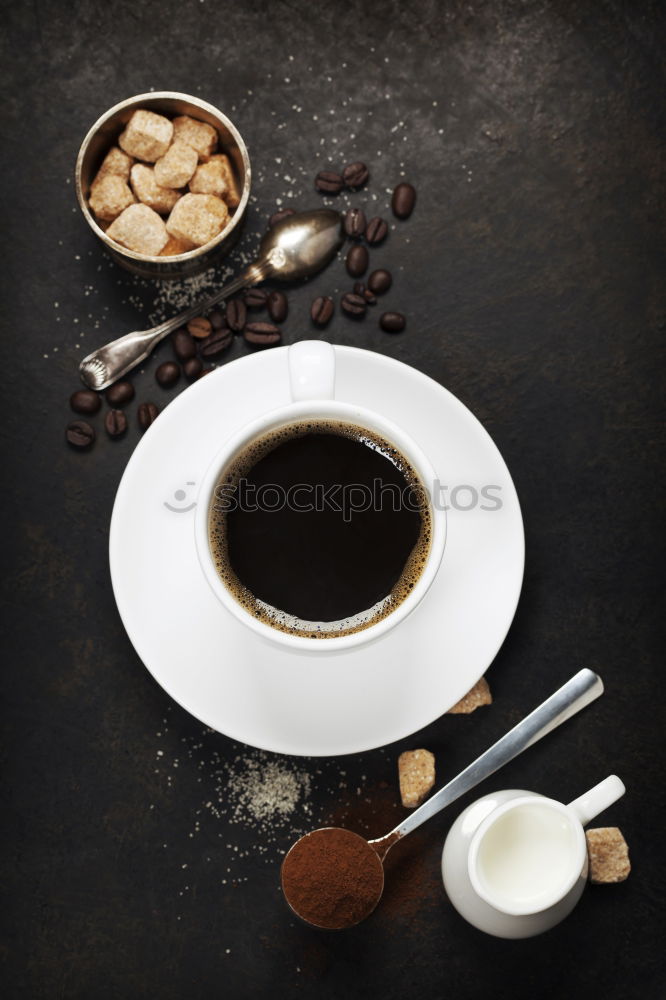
467,775,626,920
194,341,446,652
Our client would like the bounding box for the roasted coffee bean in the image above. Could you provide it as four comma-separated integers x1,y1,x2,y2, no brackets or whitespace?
156,361,181,387
106,380,135,406
267,290,288,323
243,322,281,347
353,281,366,296
183,357,203,380
268,208,296,228
137,401,159,431
187,316,212,339
342,161,369,189
346,244,369,278
365,216,389,245
380,311,406,333
311,295,334,326
391,182,417,219
70,389,101,415
367,268,392,294
200,330,233,356
171,327,196,361
344,208,367,239
198,367,215,378
341,292,367,318
209,309,226,330
105,408,128,438
244,288,268,309
226,297,247,332
364,288,377,304
314,170,344,194
66,420,95,449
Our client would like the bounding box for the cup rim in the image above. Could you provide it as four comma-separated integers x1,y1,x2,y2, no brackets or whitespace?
74,90,251,264
467,794,587,916
194,399,447,653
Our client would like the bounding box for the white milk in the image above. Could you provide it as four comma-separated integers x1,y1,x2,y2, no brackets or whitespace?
475,802,578,910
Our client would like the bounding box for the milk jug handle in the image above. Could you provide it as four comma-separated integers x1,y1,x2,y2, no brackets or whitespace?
567,775,625,826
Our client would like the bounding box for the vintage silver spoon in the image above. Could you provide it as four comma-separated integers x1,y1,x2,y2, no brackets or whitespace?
280,668,604,930
79,209,343,391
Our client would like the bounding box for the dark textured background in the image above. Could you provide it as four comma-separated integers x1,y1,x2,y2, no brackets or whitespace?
1,1,664,997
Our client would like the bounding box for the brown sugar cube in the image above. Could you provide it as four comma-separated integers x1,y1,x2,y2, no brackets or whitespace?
189,159,232,199
448,677,492,714
199,154,241,208
96,146,134,182
586,827,631,883
172,114,218,159
166,193,229,247
154,140,198,190
159,235,194,256
89,173,135,222
130,164,182,214
107,203,169,256
118,109,173,162
398,749,435,808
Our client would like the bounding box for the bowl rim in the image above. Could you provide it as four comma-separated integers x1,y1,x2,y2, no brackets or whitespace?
74,90,251,264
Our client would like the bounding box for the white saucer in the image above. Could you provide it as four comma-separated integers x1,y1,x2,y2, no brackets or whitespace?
109,345,524,756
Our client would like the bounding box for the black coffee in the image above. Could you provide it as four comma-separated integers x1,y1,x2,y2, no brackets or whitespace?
208,420,431,638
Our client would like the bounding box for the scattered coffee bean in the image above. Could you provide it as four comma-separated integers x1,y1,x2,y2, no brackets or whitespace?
198,367,215,378
344,208,367,238
106,380,135,406
341,292,367,318
156,361,181,387
243,322,281,347
105,408,128,438
346,244,369,278
342,161,369,189
209,310,226,330
200,330,233,356
66,420,95,449
365,216,388,245
380,311,406,333
364,288,377,304
315,170,344,194
267,290,288,323
171,327,196,361
187,316,212,339
226,297,247,332
70,389,101,415
244,288,268,309
268,207,296,228
137,402,159,431
368,268,392,294
311,296,334,326
391,182,416,219
183,357,203,380
353,281,366,295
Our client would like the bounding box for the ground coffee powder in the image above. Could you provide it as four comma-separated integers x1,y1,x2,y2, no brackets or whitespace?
280,827,384,930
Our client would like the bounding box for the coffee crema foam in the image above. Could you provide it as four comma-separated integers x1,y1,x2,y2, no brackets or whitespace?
207,419,432,639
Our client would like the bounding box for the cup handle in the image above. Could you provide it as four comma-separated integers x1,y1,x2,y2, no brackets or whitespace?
288,341,336,401
567,775,626,826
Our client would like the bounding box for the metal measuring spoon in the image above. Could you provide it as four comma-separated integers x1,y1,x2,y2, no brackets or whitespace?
79,209,343,391
280,669,604,930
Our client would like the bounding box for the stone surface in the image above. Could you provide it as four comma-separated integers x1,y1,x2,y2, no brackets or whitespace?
1,1,663,999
